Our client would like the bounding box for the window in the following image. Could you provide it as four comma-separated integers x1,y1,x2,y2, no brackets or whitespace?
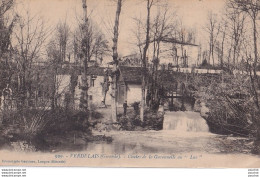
91,75,97,87
91,79,95,87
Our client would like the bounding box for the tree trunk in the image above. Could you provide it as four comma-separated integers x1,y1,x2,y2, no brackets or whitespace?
51,71,57,110
80,0,89,113
253,16,259,89
111,0,122,122
220,30,225,68
140,0,152,122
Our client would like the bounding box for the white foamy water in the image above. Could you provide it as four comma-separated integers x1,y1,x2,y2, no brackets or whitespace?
163,111,209,132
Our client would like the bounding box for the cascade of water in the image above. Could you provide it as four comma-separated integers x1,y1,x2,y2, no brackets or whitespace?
163,111,209,132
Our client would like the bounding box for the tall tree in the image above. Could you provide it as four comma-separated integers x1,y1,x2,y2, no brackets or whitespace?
225,5,246,68
0,0,15,92
229,0,260,152
150,5,174,108
79,0,89,113
47,21,71,109
76,1,110,113
13,11,48,107
205,11,220,66
140,0,154,121
56,21,70,63
111,0,122,122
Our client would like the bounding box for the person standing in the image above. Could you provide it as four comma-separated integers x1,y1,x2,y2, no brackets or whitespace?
123,101,127,116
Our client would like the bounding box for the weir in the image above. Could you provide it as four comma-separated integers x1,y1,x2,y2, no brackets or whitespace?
163,111,209,132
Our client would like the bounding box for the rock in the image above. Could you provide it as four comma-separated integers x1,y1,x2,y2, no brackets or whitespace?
200,102,209,117
158,105,164,113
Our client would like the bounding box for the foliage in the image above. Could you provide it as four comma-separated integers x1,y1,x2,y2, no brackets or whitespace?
0,106,109,150
143,108,164,130
193,73,258,137
117,108,164,131
131,101,140,114
1,107,53,142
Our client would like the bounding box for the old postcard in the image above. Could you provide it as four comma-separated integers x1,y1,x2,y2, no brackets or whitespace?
0,0,260,168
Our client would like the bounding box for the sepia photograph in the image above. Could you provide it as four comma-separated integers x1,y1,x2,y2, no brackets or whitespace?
0,0,260,168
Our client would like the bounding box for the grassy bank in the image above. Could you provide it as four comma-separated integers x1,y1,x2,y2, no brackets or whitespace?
0,108,112,152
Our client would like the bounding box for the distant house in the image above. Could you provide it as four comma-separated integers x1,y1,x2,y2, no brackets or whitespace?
56,66,111,108
56,65,147,108
117,66,144,105
74,67,112,108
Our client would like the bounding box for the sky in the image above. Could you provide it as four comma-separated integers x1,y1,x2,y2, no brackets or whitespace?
16,0,227,58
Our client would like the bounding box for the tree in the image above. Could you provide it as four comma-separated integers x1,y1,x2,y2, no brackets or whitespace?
140,0,154,121
46,21,71,109
13,11,48,107
149,4,175,109
56,21,70,63
0,0,16,92
225,5,247,69
218,18,228,68
111,0,123,122
77,0,110,113
205,11,220,66
228,0,260,152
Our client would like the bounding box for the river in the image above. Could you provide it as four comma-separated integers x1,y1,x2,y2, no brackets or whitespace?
4,111,260,167
84,111,260,167
89,111,249,154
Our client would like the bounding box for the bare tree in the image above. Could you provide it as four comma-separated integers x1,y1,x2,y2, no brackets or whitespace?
219,19,228,68
111,0,123,122
79,0,89,113
0,0,16,92
228,0,260,151
56,21,70,63
139,0,155,121
46,21,71,110
149,5,174,108
0,0,14,57
132,16,144,64
13,11,48,107
225,5,247,68
77,0,110,113
205,11,220,66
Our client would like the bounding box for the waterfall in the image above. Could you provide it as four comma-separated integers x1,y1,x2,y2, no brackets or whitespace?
163,111,209,132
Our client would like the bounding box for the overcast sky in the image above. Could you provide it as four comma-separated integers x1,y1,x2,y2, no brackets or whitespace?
16,0,226,57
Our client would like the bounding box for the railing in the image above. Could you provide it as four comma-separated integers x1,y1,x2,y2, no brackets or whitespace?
171,67,223,74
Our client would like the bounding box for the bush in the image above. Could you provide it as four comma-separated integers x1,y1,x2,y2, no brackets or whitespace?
0,107,95,150
131,102,140,114
42,108,92,135
1,108,52,138
143,108,164,130
194,74,255,137
117,108,164,131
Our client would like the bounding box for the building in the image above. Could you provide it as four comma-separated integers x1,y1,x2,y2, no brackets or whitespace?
56,65,147,108
75,67,112,108
117,66,143,105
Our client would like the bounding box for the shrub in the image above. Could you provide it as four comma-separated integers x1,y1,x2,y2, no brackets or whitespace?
131,102,140,114
143,108,164,130
42,108,91,135
117,108,164,131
